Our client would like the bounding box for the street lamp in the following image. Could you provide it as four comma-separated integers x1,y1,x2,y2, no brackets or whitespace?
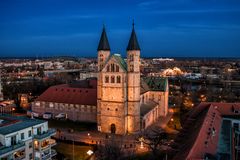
87,150,93,156
139,137,144,149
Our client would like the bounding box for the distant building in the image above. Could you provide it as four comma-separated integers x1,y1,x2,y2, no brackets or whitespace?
172,102,240,160
32,78,97,122
0,115,56,160
79,72,97,80
0,71,3,101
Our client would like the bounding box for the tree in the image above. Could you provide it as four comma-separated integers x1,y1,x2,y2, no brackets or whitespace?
95,135,125,160
140,126,168,160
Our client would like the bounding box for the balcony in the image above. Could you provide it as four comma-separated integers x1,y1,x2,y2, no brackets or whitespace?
41,139,57,150
41,149,57,160
51,149,57,157
0,141,25,156
34,129,56,140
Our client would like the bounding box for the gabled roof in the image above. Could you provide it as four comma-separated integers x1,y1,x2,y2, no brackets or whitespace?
97,27,110,51
35,79,97,106
172,102,240,160
142,77,168,92
127,25,140,51
111,54,127,72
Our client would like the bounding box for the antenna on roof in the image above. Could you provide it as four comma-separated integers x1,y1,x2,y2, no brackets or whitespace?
132,19,135,28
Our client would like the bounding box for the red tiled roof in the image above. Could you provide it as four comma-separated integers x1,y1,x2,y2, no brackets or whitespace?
35,79,97,106
172,102,240,160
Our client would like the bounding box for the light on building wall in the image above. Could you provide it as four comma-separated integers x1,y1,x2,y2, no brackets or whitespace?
170,118,174,122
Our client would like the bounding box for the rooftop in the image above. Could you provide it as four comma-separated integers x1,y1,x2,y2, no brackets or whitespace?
142,77,168,92
0,115,46,135
172,102,240,160
140,101,158,116
35,78,97,106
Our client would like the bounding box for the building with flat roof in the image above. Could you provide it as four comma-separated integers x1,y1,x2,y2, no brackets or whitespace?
172,102,240,160
0,115,56,160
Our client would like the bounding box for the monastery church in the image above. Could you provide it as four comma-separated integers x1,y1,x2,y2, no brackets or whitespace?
32,24,169,135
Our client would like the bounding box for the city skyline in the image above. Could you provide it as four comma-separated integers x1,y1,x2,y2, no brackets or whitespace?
1,0,240,57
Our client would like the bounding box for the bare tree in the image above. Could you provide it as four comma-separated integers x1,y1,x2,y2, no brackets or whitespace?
95,135,124,160
140,127,168,159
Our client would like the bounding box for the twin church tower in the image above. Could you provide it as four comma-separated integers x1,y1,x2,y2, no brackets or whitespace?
97,24,141,134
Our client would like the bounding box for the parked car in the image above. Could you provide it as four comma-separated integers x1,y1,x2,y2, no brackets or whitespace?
55,113,67,119
27,110,39,118
43,112,53,119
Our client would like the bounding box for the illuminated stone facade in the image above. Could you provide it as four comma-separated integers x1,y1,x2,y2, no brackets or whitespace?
97,25,168,135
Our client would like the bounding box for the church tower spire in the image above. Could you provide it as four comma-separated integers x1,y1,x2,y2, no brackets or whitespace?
127,21,140,51
126,22,141,133
97,25,110,51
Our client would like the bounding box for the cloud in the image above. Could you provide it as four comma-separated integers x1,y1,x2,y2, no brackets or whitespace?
149,8,240,14
137,1,159,9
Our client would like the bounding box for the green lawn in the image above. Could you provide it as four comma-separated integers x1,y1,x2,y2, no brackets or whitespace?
48,119,97,132
53,142,93,160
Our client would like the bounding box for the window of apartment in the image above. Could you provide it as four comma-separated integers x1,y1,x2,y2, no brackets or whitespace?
105,76,109,83
107,65,110,72
111,76,115,83
117,76,121,83
21,133,24,140
29,153,33,160
37,127,41,135
28,130,32,137
234,123,239,131
29,142,32,149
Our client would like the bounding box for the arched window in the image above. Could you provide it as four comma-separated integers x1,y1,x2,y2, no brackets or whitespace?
117,76,121,83
129,54,134,61
107,65,110,72
116,65,119,72
111,76,115,83
105,76,109,83
130,65,134,72
111,64,115,72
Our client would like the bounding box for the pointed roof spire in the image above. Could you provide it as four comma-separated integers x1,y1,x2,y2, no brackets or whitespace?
127,20,140,51
97,25,110,51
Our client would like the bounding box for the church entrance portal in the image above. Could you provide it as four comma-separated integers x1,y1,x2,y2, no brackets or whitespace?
110,124,116,134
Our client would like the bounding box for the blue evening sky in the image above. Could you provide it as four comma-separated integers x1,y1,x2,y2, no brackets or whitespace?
0,0,240,57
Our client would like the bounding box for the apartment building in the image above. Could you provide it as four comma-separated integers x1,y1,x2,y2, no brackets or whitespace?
0,115,56,160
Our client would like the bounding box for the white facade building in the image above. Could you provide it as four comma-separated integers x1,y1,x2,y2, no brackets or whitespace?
0,115,56,160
